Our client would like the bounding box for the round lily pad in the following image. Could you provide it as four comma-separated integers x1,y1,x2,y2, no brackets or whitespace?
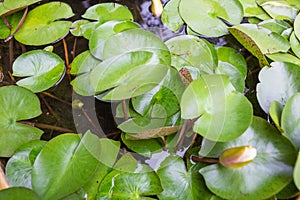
161,0,184,32
0,86,43,157
179,0,243,37
181,74,253,142
257,62,300,113
14,2,74,45
13,50,65,93
199,117,297,200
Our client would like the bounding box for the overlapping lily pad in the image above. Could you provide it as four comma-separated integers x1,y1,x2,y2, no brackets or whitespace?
161,0,184,32
179,0,243,37
13,50,65,93
98,153,162,199
14,2,74,45
90,51,170,100
6,140,46,188
0,0,40,16
199,117,297,200
257,62,300,113
181,74,252,142
32,132,102,200
0,187,40,200
70,50,101,96
0,86,43,157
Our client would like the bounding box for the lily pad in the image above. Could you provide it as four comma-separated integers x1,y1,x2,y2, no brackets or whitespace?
266,52,300,65
102,28,171,65
89,20,140,60
290,31,300,58
0,187,40,200
199,117,297,200
70,20,90,37
294,13,300,41
181,74,253,142
294,152,300,190
239,0,270,20
157,155,221,200
0,0,40,17
165,35,218,72
14,2,74,45
161,0,184,32
98,153,162,199
179,0,243,37
257,62,300,113
32,132,101,200
70,51,101,96
216,46,247,92
260,1,298,21
269,100,284,132
90,51,170,100
6,140,46,188
281,93,300,150
13,50,65,93
0,86,43,157
229,23,290,66
82,3,133,23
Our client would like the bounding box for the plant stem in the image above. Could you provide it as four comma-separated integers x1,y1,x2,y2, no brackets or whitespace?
39,94,61,123
4,7,28,42
71,37,77,59
41,92,72,106
122,100,129,120
19,121,75,133
0,163,10,190
186,153,219,164
62,38,71,82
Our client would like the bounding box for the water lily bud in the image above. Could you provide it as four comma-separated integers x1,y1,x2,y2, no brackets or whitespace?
219,145,257,169
151,0,163,17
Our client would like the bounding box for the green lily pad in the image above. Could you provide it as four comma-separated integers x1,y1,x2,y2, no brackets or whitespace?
281,93,300,150
0,11,23,39
294,151,300,190
257,62,300,113
165,35,218,72
70,50,101,96
31,132,101,200
13,50,65,93
179,0,243,37
102,28,171,65
290,31,300,58
6,140,46,188
229,23,290,66
258,19,292,34
239,0,270,20
269,100,284,132
294,13,300,41
199,117,297,200
216,46,247,92
0,86,43,157
89,20,140,60
161,0,184,32
90,51,170,100
157,155,221,200
82,3,133,23
266,52,300,65
260,1,298,21
14,2,74,45
70,20,90,37
0,0,40,17
181,74,253,142
97,153,162,199
0,187,40,200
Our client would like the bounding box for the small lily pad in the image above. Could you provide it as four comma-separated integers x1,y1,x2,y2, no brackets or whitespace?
6,140,46,188
181,74,253,142
161,0,184,32
13,50,65,93
70,51,101,96
15,2,74,45
260,1,298,21
199,117,297,200
0,86,43,157
257,62,300,113
179,0,243,37
82,3,133,23
281,93,300,150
